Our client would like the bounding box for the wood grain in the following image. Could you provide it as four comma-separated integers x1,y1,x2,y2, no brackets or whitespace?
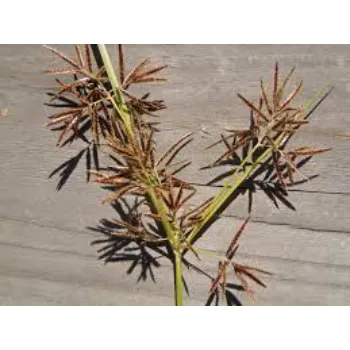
1,44,350,305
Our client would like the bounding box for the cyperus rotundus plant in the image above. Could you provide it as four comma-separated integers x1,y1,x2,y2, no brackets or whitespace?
44,44,332,305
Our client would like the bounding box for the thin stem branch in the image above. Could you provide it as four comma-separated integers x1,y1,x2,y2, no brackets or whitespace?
186,134,286,247
174,251,184,306
96,44,184,305
97,44,134,137
147,186,175,245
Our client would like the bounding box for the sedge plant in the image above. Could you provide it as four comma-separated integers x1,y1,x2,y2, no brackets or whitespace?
44,44,332,305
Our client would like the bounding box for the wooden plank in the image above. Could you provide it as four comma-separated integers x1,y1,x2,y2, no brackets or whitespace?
2,214,350,268
1,130,349,233
1,45,349,193
1,216,350,305
0,275,177,306
1,102,349,233
1,44,350,305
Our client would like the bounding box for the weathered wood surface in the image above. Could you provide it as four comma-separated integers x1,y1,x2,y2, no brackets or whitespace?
1,45,350,305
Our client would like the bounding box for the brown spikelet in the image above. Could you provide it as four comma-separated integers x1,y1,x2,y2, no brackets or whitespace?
91,109,98,145
93,173,129,185
108,141,136,157
134,65,169,81
43,45,80,70
46,114,77,127
95,112,101,146
276,66,296,106
279,80,303,111
56,115,79,147
239,264,272,276
156,132,193,166
235,265,267,288
100,100,114,135
50,78,88,98
143,131,155,164
75,45,85,68
209,261,227,293
206,133,233,150
221,133,233,150
272,150,285,188
258,96,263,110
176,188,196,210
226,217,250,257
273,61,279,110
96,66,106,79
288,146,331,156
286,165,295,185
179,196,214,223
47,107,81,120
285,120,309,126
110,229,144,241
85,44,92,72
102,185,139,204
221,265,227,297
44,67,79,75
235,270,256,303
118,44,125,84
123,58,151,87
184,240,201,261
174,183,185,209
168,177,175,208
260,79,273,115
237,93,269,122
144,212,162,222
212,136,249,166
133,77,167,84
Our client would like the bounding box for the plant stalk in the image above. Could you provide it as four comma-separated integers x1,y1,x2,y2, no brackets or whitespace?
186,86,332,249
174,251,184,306
149,186,184,305
96,45,175,243
186,134,286,247
97,44,134,137
147,186,176,245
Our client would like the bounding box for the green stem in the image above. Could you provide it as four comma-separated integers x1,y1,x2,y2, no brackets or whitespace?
96,45,181,304
185,86,330,248
147,186,176,245
186,134,286,247
97,44,134,137
149,186,184,305
97,44,123,104
174,251,184,306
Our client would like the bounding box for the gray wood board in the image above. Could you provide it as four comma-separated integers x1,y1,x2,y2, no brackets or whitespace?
1,45,350,305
